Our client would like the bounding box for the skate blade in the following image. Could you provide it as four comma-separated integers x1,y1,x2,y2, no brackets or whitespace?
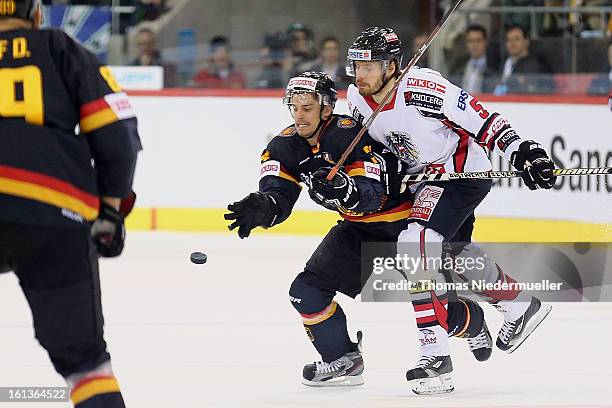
506,304,552,354
302,374,364,387
409,374,454,395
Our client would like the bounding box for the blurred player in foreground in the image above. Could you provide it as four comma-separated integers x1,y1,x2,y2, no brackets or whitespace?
0,1,141,406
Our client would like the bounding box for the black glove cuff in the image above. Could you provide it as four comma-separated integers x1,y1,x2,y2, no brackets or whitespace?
511,140,547,171
99,201,123,223
262,194,280,227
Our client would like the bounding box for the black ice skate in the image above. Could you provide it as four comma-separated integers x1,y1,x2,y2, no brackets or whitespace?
467,319,493,362
496,297,552,353
302,331,364,387
406,355,454,395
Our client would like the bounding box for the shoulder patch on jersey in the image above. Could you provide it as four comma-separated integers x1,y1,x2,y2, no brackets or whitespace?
337,118,356,129
279,126,296,137
406,77,447,96
404,91,443,113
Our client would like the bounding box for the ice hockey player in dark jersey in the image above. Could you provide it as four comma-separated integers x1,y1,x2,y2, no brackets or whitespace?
225,72,491,387
0,1,141,407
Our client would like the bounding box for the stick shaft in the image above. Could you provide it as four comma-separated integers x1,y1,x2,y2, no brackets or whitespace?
401,167,612,183
327,0,464,181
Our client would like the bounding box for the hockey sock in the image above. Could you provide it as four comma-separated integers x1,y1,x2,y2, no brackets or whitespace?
447,296,485,338
399,223,451,356
70,376,125,407
300,301,352,363
289,273,352,363
412,291,450,356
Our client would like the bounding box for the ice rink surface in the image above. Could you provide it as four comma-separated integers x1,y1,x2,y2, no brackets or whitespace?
1,232,611,408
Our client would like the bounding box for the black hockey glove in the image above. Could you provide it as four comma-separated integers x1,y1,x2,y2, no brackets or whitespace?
308,167,360,212
225,192,279,239
510,140,557,190
91,202,126,257
91,192,136,258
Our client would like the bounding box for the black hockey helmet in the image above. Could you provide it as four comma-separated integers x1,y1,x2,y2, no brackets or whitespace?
346,27,403,76
0,0,40,21
283,71,338,109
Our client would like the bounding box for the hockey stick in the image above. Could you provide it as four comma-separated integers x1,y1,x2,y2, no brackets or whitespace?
400,167,612,183
326,0,464,181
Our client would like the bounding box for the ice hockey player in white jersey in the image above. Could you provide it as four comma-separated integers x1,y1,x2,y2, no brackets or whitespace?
343,27,555,395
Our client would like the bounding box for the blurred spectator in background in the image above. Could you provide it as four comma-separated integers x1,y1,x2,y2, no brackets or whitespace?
588,41,612,94
440,0,494,75
306,36,351,90
283,23,317,80
496,25,555,94
131,0,169,25
256,32,287,89
131,28,161,66
540,0,573,37
502,0,545,34
192,36,246,89
449,25,499,93
413,32,429,67
579,0,610,38
131,28,176,87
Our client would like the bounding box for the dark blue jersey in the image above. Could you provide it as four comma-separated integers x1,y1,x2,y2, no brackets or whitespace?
259,114,412,225
0,28,141,226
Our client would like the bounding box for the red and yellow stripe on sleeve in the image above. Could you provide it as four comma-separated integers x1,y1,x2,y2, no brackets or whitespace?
345,161,366,177
80,92,135,133
0,165,99,220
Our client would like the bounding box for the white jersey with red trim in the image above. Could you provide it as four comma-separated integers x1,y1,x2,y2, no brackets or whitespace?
347,67,523,175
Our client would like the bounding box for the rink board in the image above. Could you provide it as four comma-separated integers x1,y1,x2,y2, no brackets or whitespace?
125,91,611,241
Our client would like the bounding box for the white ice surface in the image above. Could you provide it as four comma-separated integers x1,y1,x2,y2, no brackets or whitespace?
1,232,611,407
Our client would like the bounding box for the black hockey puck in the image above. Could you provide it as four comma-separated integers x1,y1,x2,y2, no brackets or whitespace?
190,252,207,264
